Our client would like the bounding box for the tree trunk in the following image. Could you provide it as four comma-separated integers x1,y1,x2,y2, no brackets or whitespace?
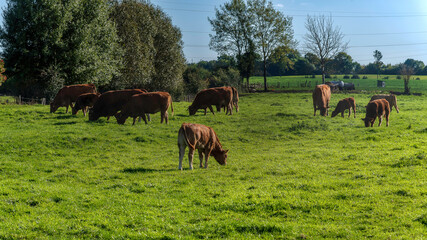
263,59,267,92
321,65,325,84
404,79,410,95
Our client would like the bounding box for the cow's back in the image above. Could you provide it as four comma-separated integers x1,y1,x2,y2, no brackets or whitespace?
367,99,390,117
55,84,96,102
313,84,331,116
91,89,145,117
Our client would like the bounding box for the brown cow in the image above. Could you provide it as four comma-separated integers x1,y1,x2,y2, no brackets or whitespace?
218,87,239,113
370,94,399,113
178,123,228,170
331,97,356,118
189,87,233,115
50,84,96,113
115,92,174,125
312,84,331,116
72,93,100,116
88,89,146,121
362,99,390,127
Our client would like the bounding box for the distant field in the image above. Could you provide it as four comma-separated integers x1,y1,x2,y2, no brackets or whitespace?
0,92,426,239
249,74,427,93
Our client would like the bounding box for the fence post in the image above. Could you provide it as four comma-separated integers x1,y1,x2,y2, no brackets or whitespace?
42,98,46,105
18,95,21,105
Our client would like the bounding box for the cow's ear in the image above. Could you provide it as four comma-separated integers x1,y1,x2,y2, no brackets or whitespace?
224,149,229,153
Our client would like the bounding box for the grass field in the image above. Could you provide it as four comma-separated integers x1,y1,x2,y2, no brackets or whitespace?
249,74,427,93
0,90,426,239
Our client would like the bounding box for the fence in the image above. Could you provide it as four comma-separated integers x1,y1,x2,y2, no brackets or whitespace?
0,95,46,105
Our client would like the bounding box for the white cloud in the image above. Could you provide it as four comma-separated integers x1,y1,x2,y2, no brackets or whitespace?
276,3,284,8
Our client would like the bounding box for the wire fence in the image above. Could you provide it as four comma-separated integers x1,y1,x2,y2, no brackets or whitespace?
0,95,47,105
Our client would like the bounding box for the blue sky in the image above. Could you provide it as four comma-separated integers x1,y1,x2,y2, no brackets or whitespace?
1,0,427,65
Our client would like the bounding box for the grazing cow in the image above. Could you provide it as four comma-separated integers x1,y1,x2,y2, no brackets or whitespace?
178,123,228,170
331,97,356,118
362,99,390,127
88,89,146,121
72,93,100,116
216,86,239,113
115,92,174,125
312,84,331,116
370,94,399,113
188,87,233,115
50,84,97,113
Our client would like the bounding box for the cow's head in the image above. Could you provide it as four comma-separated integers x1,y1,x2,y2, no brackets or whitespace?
50,102,58,113
114,112,126,125
188,105,197,115
331,109,339,118
88,108,99,121
361,117,374,127
212,149,228,165
320,107,329,116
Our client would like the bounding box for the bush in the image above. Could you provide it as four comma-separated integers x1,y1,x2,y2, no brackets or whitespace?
383,76,389,80
343,75,350,79
351,74,360,79
396,75,401,79
362,76,368,79
325,74,331,79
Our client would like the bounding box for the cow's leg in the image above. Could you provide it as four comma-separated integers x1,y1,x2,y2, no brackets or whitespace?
227,104,232,115
353,107,356,118
208,106,215,115
203,149,211,169
385,112,389,126
132,117,137,125
141,114,148,124
188,148,195,170
204,108,207,115
164,112,168,124
313,105,316,116
138,116,142,123
107,116,110,121
178,143,186,170
65,104,69,113
378,116,382,127
341,111,345,118
198,149,204,168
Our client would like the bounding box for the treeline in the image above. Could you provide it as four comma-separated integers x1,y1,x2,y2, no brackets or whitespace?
190,51,427,78
0,0,186,100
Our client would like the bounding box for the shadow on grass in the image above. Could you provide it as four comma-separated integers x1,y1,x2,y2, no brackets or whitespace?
55,114,76,119
53,121,77,125
122,167,175,173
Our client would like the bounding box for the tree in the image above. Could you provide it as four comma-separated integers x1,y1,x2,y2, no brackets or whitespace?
400,64,414,95
403,58,424,75
373,50,383,80
209,0,253,87
332,52,353,74
110,0,185,93
249,0,293,91
304,15,348,84
0,0,122,99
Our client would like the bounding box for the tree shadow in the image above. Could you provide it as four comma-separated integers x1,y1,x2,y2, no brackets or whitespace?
53,121,77,125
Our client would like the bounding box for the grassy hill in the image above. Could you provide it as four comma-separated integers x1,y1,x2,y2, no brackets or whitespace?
0,92,426,239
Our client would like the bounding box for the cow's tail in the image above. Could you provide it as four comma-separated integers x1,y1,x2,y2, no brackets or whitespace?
179,125,195,149
170,97,174,117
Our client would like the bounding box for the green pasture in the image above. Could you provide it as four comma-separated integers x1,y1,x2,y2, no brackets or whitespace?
0,92,426,239
249,74,427,93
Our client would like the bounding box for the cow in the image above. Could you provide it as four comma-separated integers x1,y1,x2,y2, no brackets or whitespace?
331,97,356,118
362,99,390,127
216,86,239,113
88,89,146,121
115,92,174,125
72,93,100,116
188,87,233,115
370,94,399,113
178,123,228,170
50,84,97,113
312,84,331,116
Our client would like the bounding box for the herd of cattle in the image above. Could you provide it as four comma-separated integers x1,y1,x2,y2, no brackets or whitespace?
49,83,399,169
312,84,399,127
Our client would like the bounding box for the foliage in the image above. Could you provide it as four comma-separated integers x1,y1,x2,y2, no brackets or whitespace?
373,50,383,80
400,64,414,94
0,92,426,239
110,0,185,93
0,0,122,98
182,65,209,94
248,0,294,91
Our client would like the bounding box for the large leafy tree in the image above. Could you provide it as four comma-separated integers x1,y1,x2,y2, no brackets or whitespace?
249,0,293,91
209,0,254,88
304,15,347,84
0,0,122,99
332,52,354,74
110,0,185,93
